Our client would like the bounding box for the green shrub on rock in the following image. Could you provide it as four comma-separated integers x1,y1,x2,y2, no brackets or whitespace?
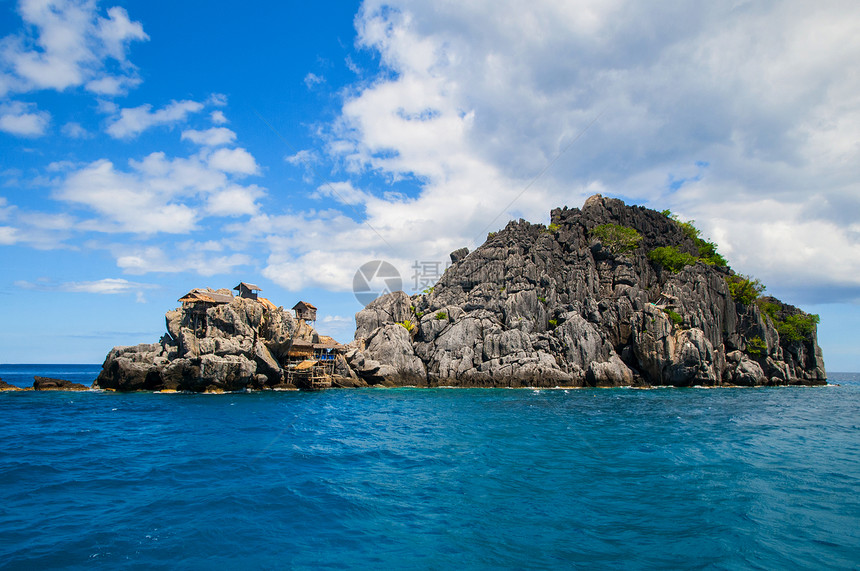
776,314,820,342
726,274,766,305
591,223,642,255
746,336,767,356
758,299,820,342
663,308,684,326
648,246,697,273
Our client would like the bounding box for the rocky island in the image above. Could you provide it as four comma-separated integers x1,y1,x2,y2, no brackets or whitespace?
95,195,826,391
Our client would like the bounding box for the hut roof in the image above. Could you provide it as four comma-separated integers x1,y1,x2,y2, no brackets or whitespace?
234,282,261,292
294,359,318,371
292,301,317,310
178,288,234,304
257,297,278,312
313,336,341,350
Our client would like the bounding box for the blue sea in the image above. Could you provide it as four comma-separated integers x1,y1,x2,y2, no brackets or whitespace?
1,365,859,570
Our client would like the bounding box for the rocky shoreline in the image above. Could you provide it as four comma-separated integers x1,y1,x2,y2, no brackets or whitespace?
88,195,825,392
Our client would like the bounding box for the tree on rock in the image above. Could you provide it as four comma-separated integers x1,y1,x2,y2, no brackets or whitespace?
590,223,642,255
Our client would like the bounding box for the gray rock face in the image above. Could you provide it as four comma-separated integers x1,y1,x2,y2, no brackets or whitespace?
95,295,352,392
350,195,827,387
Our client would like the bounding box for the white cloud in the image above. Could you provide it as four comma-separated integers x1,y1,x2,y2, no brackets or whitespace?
85,74,140,95
252,0,860,304
14,277,158,295
106,99,206,139
0,0,147,95
285,149,320,166
304,72,325,89
61,121,88,138
311,181,371,206
58,158,199,233
55,148,264,234
0,226,18,244
115,245,250,276
207,93,228,107
205,184,264,217
181,127,237,147
207,147,260,175
0,101,50,136
210,110,228,124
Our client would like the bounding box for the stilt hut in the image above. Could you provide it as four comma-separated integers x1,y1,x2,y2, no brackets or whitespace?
177,288,234,337
292,301,317,322
234,282,261,300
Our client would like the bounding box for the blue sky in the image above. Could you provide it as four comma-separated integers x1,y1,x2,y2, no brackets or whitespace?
1,0,859,371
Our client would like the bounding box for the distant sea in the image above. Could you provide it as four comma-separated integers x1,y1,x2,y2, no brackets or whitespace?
1,365,859,570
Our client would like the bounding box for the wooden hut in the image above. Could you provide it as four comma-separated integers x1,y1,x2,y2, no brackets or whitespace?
177,288,233,337
292,301,317,321
313,336,341,365
234,282,261,300
287,339,315,361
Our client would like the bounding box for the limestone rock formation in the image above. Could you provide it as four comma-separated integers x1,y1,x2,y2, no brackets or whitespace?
95,293,357,392
33,376,89,391
0,379,24,391
348,195,826,387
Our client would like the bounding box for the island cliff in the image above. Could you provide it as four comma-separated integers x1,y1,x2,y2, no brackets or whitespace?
96,195,826,391
345,195,825,387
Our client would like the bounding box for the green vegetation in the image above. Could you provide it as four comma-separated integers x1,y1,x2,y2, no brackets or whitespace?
538,295,547,304
776,314,820,342
695,239,728,266
397,319,415,332
759,301,820,342
663,308,684,326
487,231,497,239
652,213,728,267
421,286,435,295
759,301,780,321
726,274,766,305
548,318,558,329
590,223,642,255
746,336,767,356
648,246,698,273
677,219,727,266
435,311,447,320
542,222,560,234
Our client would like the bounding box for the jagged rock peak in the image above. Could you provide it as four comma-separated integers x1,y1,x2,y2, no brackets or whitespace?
349,195,826,388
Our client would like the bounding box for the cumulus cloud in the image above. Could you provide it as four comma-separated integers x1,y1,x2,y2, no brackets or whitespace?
0,101,50,136
106,99,205,138
0,0,147,95
55,147,264,234
181,127,237,147
61,121,89,138
115,245,250,276
0,200,77,249
207,147,260,175
0,226,18,245
205,184,264,217
251,0,860,304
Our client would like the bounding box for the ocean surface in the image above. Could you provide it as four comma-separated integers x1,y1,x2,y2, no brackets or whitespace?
1,365,859,570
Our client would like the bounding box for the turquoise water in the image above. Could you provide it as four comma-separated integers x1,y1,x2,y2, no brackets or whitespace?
1,366,859,569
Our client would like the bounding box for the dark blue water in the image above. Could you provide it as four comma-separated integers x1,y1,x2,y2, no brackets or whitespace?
1,366,859,570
